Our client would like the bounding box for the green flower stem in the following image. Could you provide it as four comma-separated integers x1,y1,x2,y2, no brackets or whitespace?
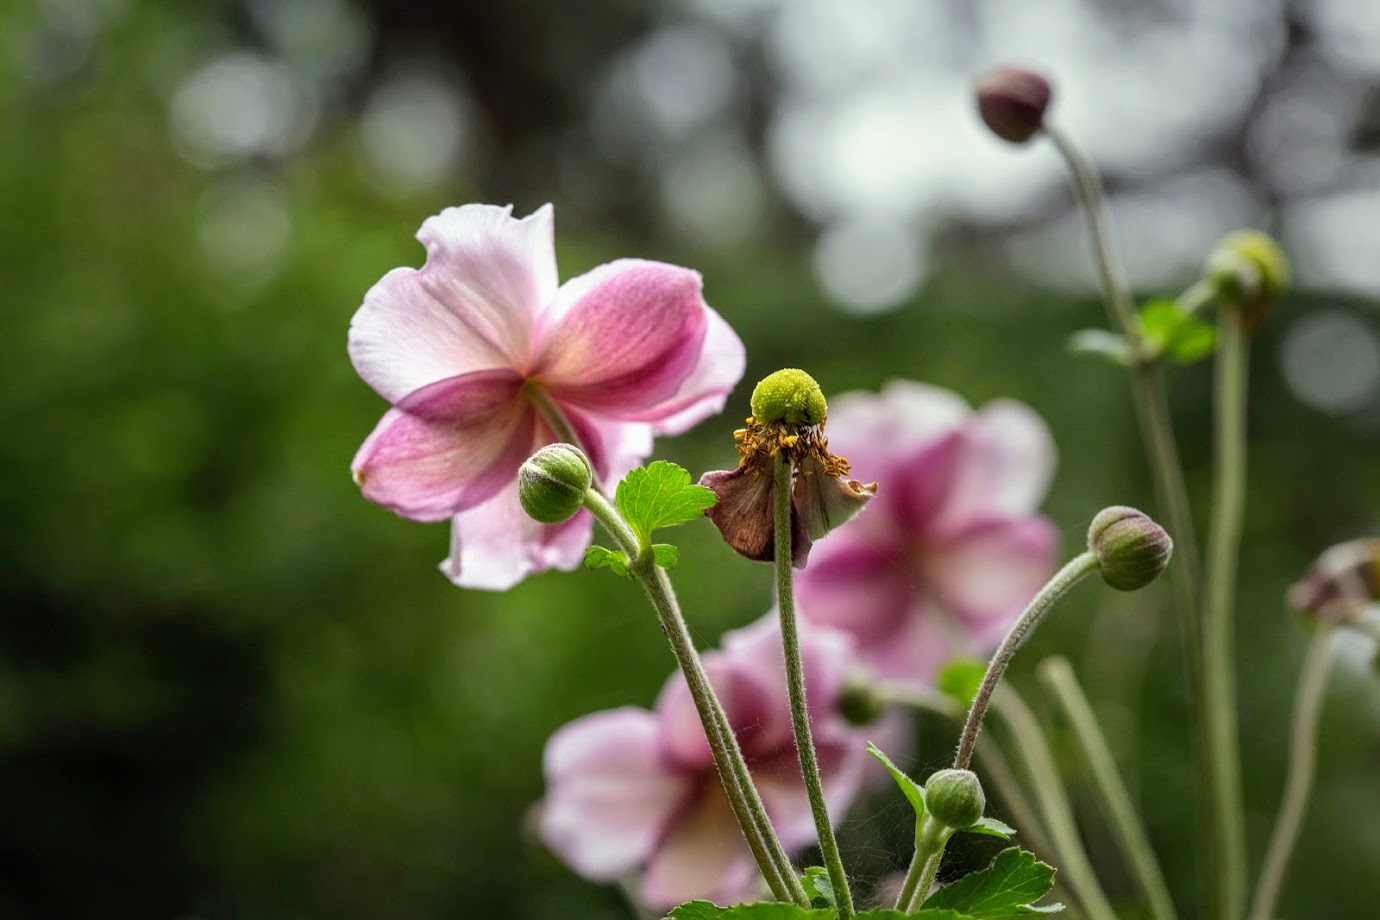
1204,310,1249,920
994,685,1117,920
876,683,1072,907
1248,627,1337,920
1037,657,1179,920
773,453,854,918
895,816,946,912
953,552,1100,771
1044,120,1212,910
582,489,807,906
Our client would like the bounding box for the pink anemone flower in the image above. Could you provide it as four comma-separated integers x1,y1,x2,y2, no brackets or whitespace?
537,616,868,909
348,204,745,590
795,381,1058,684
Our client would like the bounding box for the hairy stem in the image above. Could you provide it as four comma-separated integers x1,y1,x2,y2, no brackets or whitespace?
954,552,1100,771
877,683,1074,908
1248,628,1337,920
1204,310,1249,920
1038,657,1178,920
1045,121,1211,911
995,686,1117,920
773,453,854,917
583,489,806,905
895,816,946,912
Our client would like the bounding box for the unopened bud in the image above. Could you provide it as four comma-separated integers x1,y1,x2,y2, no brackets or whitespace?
518,443,592,524
750,368,827,428
837,676,887,727
976,67,1052,144
925,769,986,829
1204,230,1290,322
1088,506,1173,591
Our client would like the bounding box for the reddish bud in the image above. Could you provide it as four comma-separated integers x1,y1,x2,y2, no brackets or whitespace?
976,67,1052,144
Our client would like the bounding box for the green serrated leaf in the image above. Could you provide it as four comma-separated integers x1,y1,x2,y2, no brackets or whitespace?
936,658,986,709
867,742,926,832
1138,298,1217,364
665,902,835,920
962,816,1017,839
583,545,630,578
800,866,835,909
653,543,679,569
854,911,975,920
1067,329,1132,366
615,461,718,543
920,847,1061,918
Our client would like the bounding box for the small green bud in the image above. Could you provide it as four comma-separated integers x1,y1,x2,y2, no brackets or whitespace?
1204,230,1290,320
1088,505,1173,591
924,769,986,829
750,368,828,427
518,443,592,524
975,67,1052,144
837,677,887,727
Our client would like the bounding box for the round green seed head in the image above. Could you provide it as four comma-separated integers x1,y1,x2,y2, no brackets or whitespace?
750,368,828,427
1205,230,1290,317
924,769,986,829
518,443,592,524
1087,505,1173,591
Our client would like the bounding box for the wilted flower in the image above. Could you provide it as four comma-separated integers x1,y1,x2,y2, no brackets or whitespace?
537,616,868,909
1288,537,1380,625
348,204,745,589
701,369,876,568
794,381,1058,683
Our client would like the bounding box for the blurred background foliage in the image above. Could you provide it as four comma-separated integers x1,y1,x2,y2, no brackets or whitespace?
1,0,1379,917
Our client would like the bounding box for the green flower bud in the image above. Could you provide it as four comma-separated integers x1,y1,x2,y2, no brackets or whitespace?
924,769,986,829
1204,230,1290,322
750,368,827,428
975,67,1052,144
837,676,887,727
518,443,592,524
1088,505,1173,591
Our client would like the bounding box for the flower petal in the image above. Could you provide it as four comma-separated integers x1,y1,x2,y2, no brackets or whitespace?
636,305,747,435
438,412,654,590
535,260,708,415
654,652,777,771
351,370,530,521
640,786,760,909
824,380,970,471
754,729,866,852
927,515,1060,647
348,204,556,402
440,484,593,591
932,399,1056,532
540,707,693,882
702,467,811,568
796,533,914,648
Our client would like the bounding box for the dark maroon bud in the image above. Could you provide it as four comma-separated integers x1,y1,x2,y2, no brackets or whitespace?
976,67,1052,144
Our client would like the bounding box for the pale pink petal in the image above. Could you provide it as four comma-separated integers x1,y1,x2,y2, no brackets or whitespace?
864,601,966,684
754,729,867,852
927,516,1059,647
534,260,708,415
720,614,857,731
348,204,555,401
824,380,970,470
440,483,592,591
635,305,747,435
796,533,914,648
640,786,760,909
351,370,530,521
932,399,1056,532
540,707,694,882
654,654,775,771
887,430,964,534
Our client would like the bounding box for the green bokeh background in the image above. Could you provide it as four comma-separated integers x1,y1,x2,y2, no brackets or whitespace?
2,2,1378,918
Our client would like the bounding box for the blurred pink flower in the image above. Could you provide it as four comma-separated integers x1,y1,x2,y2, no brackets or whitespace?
538,616,868,909
348,204,745,590
795,381,1058,684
